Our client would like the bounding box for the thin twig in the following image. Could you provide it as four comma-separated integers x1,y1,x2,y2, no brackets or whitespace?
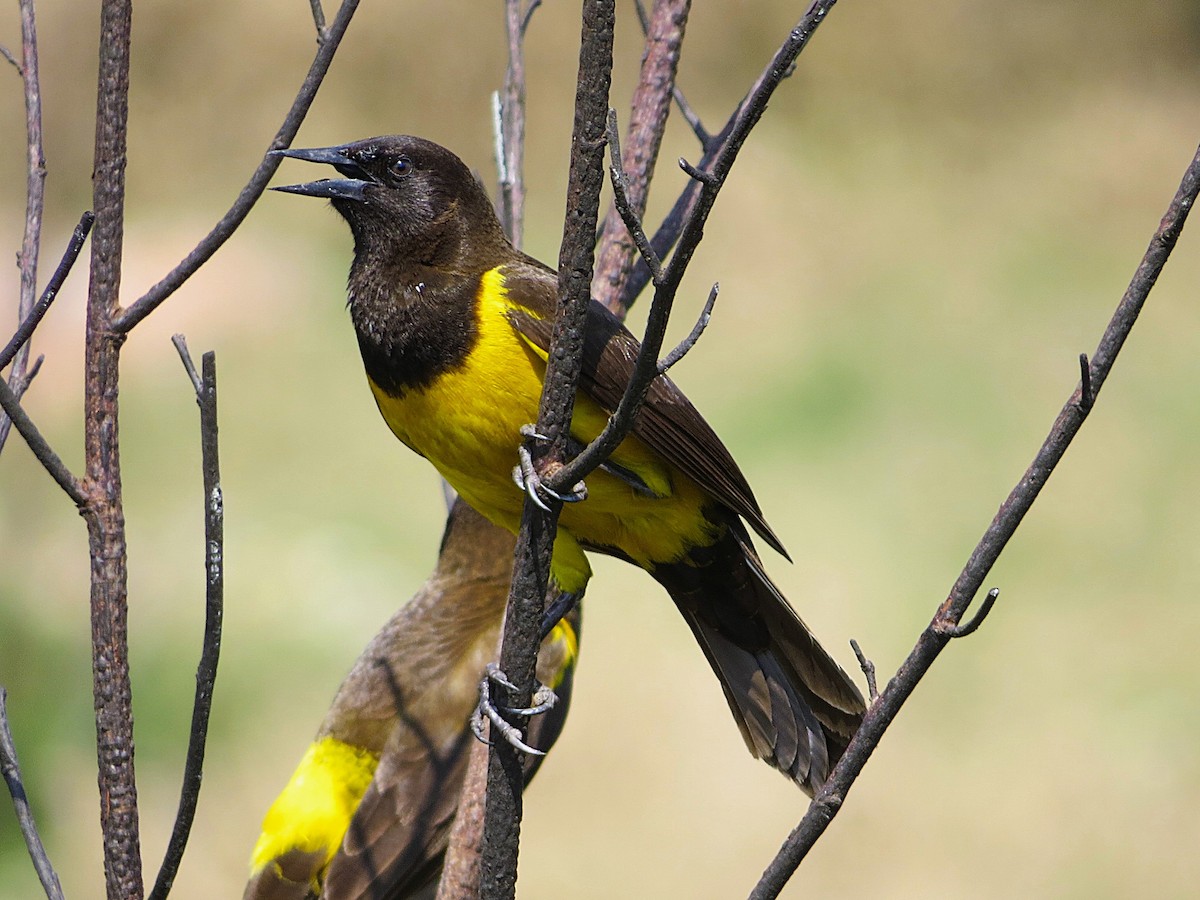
592,0,691,312
308,0,328,42
938,587,999,639
2,0,47,458
113,0,363,333
0,688,65,900
555,1,840,494
1077,353,1093,412
0,212,95,373
480,3,615,898
0,373,87,505
150,344,224,900
658,282,717,374
170,334,203,393
849,640,877,703
494,0,532,249
622,0,839,311
604,109,663,284
520,0,543,36
748,140,1200,900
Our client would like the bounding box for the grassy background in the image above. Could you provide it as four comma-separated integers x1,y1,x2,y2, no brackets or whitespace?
2,1,1199,897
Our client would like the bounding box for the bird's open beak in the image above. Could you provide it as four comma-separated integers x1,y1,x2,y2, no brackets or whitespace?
270,146,372,202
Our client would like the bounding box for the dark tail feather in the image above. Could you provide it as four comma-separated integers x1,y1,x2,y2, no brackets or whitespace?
654,522,865,794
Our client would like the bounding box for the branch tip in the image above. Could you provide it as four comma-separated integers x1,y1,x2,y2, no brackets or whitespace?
1077,353,1093,412
521,0,543,36
606,109,664,284
944,587,1000,639
658,282,718,374
678,156,717,185
171,334,204,396
849,639,878,703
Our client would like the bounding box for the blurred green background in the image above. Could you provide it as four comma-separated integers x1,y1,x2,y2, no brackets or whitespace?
2,1,1199,897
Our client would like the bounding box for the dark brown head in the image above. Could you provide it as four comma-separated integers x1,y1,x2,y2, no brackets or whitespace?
272,135,509,273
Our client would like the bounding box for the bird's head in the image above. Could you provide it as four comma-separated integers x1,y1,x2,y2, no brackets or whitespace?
271,135,506,271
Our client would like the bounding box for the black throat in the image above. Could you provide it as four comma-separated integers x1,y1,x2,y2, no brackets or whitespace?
348,264,482,398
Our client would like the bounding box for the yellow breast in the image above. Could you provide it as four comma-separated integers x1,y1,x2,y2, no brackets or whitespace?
368,267,716,577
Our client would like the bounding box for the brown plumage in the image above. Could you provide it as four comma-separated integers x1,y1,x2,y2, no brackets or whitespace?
244,501,579,900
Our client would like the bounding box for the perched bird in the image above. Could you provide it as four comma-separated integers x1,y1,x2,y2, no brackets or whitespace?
273,134,865,794
244,500,580,900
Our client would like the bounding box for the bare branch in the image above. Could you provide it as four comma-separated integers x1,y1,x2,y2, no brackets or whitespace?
556,1,841,494
480,3,615,897
86,0,145,892
592,0,691,312
493,0,532,248
938,587,999,639
13,0,45,345
630,0,708,146
2,0,47,458
149,344,225,900
170,334,203,394
1077,352,1093,412
849,640,878,703
0,211,95,373
748,140,1200,900
113,0,363,333
0,373,88,505
603,109,663,284
308,0,328,42
657,281,717,374
622,0,840,310
0,688,65,900
520,0,542,36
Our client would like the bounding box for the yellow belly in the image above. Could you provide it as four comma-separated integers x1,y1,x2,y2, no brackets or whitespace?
368,270,716,592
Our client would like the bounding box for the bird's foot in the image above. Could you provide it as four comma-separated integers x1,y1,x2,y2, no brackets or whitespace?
511,425,587,512
469,663,557,756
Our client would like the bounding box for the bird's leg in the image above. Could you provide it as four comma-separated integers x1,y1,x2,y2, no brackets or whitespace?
469,663,557,756
539,589,582,641
511,424,588,511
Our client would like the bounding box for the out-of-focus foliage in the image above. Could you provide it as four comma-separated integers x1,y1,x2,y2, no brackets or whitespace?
1,2,1198,897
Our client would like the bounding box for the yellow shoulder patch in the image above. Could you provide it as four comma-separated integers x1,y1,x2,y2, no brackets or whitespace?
249,737,381,882
545,617,580,689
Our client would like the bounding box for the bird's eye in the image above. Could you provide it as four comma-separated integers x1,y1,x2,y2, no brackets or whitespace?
388,157,414,180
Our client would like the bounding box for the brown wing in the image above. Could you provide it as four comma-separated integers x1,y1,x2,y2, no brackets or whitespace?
500,261,788,560
318,501,581,899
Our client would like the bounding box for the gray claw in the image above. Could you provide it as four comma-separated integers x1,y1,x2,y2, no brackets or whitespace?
471,665,547,757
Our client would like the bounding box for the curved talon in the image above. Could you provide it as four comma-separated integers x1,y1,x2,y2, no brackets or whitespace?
519,683,558,717
514,446,553,512
470,664,548,757
513,444,589,509
519,423,550,442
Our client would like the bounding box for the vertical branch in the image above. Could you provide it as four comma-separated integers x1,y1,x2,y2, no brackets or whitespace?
591,0,691,314
479,2,615,898
149,342,224,900
440,5,540,893
0,0,47,455
494,0,529,249
84,0,141,896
